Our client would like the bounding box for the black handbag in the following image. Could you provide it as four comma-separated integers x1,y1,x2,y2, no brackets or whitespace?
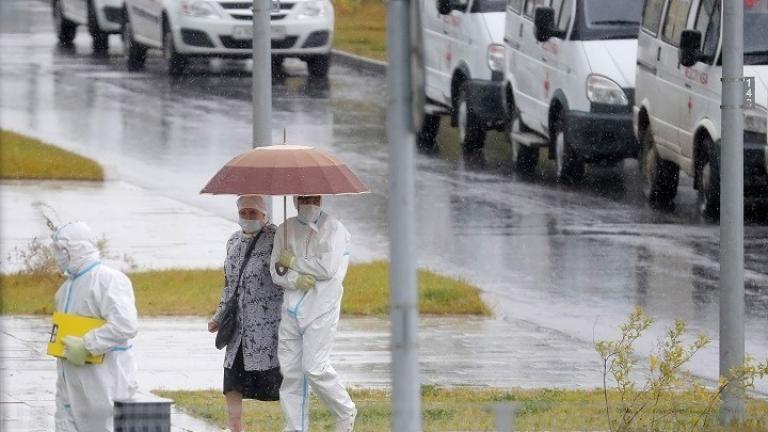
215,232,262,350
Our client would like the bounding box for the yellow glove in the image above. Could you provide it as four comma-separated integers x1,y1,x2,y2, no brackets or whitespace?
279,249,297,269
62,336,91,366
296,274,316,292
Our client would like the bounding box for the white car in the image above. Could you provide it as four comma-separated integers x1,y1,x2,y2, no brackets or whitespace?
502,0,642,181
418,0,507,156
634,0,768,216
52,0,124,51
122,0,334,76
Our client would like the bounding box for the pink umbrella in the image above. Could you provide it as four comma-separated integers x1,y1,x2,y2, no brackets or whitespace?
200,145,368,196
201,144,368,274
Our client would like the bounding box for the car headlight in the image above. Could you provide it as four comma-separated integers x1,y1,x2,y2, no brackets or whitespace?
586,74,628,106
744,106,767,135
487,43,504,73
180,0,221,18
296,0,326,18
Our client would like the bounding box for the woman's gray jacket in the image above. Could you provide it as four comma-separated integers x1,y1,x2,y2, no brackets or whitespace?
212,225,283,371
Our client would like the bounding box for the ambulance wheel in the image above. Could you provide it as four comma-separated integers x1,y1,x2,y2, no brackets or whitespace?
640,123,679,203
53,0,77,46
417,113,440,152
697,137,720,218
553,117,584,183
457,84,486,159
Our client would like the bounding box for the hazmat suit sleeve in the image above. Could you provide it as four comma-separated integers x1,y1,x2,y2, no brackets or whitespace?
270,223,301,290
291,220,350,281
83,272,139,356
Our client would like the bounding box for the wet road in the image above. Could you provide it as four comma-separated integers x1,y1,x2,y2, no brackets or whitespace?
2,0,767,394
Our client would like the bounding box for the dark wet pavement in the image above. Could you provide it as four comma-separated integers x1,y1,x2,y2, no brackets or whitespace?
1,0,767,397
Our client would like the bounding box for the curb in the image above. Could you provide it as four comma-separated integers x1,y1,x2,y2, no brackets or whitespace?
331,49,387,75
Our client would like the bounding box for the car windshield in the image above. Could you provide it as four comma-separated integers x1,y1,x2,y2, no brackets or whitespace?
744,4,768,65
579,0,644,40
471,0,506,13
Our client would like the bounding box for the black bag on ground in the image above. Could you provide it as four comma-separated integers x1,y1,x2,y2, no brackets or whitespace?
215,232,261,350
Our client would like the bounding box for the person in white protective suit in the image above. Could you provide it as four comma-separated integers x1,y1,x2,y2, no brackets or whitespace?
270,195,357,432
51,221,139,432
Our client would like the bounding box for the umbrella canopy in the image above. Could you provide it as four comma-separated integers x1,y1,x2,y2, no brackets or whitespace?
200,145,368,196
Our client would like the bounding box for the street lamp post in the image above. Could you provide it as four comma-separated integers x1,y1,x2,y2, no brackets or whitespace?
252,0,272,149
387,0,422,429
719,0,745,424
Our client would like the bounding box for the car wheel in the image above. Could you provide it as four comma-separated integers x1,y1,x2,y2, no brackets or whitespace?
697,137,720,218
307,55,330,78
88,0,109,53
53,0,77,46
639,124,679,203
457,84,486,159
123,15,147,71
507,109,538,173
553,117,584,183
417,113,440,153
164,25,187,77
271,57,284,76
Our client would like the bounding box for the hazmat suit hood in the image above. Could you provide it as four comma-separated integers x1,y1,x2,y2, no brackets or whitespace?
52,221,100,276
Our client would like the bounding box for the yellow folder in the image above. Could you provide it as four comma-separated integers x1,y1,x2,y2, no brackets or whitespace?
47,312,106,365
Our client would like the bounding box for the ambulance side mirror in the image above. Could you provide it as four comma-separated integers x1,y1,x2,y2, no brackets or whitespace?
534,6,565,43
679,30,704,67
437,0,467,15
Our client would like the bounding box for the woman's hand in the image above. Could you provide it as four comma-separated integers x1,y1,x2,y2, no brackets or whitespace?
208,320,220,333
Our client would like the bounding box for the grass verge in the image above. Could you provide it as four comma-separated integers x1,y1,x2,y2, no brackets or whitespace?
335,0,387,61
0,261,490,316
155,387,768,431
0,129,104,181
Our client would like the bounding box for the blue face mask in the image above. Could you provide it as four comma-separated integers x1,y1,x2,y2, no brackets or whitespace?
239,218,263,234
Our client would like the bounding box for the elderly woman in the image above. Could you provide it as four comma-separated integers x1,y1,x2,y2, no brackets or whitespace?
208,195,283,432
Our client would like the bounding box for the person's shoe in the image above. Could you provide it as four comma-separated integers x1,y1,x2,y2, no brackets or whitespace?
334,409,357,432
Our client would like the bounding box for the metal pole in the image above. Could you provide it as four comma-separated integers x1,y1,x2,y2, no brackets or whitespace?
252,0,272,148
387,0,421,429
252,0,278,220
719,0,745,423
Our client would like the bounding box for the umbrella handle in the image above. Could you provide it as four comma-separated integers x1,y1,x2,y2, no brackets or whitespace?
275,263,289,276
275,196,289,276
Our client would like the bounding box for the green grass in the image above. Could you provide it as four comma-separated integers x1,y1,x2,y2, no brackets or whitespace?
335,0,388,61
0,129,104,181
0,262,489,316
155,387,768,431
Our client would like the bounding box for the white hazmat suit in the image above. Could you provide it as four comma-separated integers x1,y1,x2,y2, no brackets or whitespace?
270,211,356,432
52,222,139,432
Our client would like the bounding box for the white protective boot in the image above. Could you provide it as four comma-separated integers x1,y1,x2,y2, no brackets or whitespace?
334,409,357,432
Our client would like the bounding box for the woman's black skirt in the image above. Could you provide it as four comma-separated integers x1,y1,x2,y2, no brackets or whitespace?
223,346,282,401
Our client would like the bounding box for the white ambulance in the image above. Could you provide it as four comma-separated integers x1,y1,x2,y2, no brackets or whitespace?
502,0,643,181
418,0,507,156
634,0,768,216
52,0,124,51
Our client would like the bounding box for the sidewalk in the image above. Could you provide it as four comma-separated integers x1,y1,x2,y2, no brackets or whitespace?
1,315,602,430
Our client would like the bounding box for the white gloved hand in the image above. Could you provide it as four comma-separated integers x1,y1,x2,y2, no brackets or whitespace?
279,249,297,269
296,274,316,292
62,336,91,366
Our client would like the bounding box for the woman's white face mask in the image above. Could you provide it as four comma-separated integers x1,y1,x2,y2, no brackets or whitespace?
297,205,322,225
238,218,263,234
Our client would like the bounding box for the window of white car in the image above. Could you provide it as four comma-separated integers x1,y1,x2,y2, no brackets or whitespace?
641,0,666,35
